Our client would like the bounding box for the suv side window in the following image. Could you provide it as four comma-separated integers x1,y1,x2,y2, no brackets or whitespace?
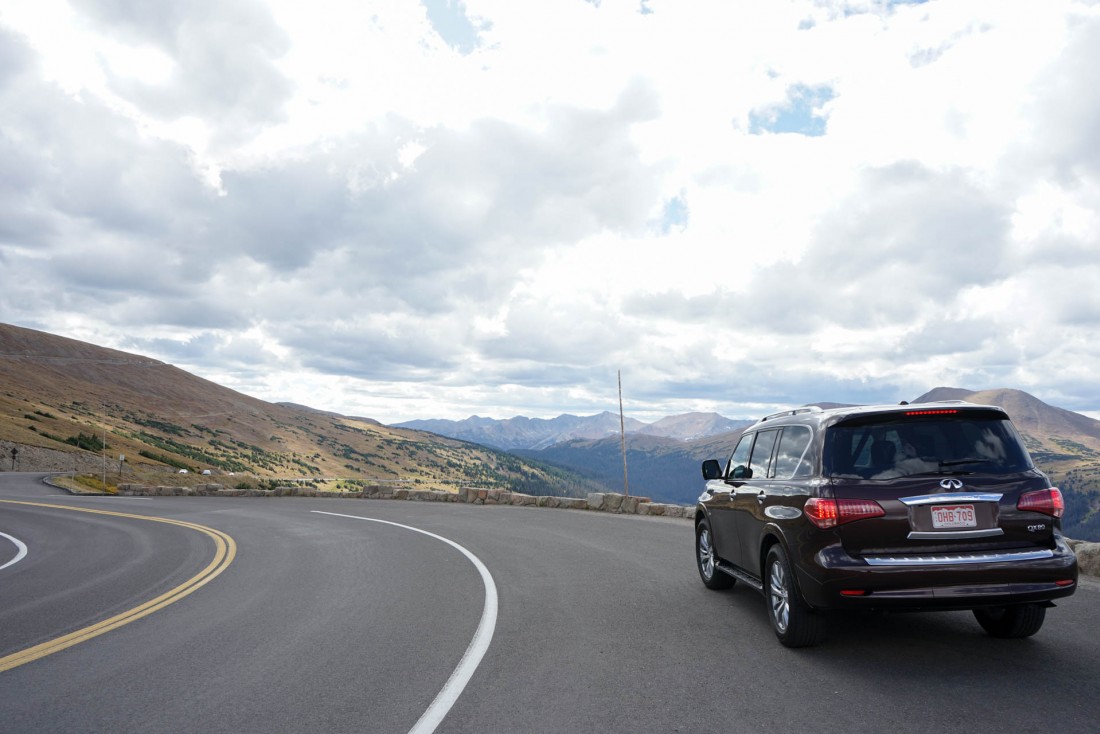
773,426,813,479
748,429,780,479
727,433,754,478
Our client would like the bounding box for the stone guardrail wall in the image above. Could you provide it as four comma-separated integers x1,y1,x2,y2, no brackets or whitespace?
114,483,694,518
110,482,1100,578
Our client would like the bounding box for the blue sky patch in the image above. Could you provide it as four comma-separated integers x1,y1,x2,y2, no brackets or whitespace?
422,0,484,55
656,195,689,234
749,84,835,137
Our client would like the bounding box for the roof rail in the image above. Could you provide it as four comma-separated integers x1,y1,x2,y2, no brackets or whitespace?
760,405,824,422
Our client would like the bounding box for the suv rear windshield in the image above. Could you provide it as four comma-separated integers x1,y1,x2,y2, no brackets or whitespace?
823,410,1033,479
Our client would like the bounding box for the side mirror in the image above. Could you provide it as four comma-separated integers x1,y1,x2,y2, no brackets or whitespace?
731,465,753,480
701,459,723,480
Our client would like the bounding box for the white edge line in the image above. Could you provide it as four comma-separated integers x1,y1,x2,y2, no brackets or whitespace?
9,495,153,501
311,510,498,734
55,497,154,502
0,531,29,571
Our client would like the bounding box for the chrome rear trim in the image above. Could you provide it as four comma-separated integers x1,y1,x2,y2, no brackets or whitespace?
907,528,1004,540
864,548,1054,567
899,492,1003,506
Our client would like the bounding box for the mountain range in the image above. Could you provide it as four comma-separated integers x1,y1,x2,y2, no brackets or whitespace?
394,411,751,450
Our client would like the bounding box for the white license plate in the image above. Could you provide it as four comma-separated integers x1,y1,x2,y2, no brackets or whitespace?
931,504,977,529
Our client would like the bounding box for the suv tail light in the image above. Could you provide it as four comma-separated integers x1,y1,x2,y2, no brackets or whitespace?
1018,488,1065,518
805,498,885,529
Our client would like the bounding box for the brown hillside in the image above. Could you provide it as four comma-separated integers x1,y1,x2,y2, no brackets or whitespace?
0,323,596,496
966,389,1100,447
916,386,977,403
914,386,1100,452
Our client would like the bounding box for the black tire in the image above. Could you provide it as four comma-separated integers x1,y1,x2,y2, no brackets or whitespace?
696,518,734,590
764,544,825,648
973,604,1047,638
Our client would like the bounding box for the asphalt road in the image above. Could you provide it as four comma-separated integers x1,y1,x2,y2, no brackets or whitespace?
1,473,1097,733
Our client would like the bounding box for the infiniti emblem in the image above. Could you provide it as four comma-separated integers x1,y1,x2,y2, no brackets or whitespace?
940,478,963,490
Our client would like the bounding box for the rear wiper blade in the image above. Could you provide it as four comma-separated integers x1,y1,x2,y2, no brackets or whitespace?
909,458,992,476
939,458,993,467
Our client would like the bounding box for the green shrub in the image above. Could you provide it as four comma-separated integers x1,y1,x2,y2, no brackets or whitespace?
66,433,107,452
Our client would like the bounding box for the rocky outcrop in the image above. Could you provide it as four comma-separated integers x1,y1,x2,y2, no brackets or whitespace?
2,440,114,474
1066,539,1100,579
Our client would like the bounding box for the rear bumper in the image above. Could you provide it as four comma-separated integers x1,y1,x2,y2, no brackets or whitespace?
795,537,1079,611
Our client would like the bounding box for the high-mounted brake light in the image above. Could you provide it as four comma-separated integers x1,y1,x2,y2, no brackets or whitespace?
1018,488,1065,518
905,409,959,416
805,498,885,529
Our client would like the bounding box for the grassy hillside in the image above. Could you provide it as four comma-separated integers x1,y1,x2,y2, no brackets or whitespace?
0,323,600,496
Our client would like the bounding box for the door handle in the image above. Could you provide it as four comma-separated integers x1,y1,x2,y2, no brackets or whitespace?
757,491,766,505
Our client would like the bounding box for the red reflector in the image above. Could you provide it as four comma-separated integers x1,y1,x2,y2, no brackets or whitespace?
905,409,958,416
840,590,868,596
1018,488,1065,518
1055,579,1075,587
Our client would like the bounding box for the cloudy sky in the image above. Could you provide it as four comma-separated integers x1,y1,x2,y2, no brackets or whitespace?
2,0,1099,424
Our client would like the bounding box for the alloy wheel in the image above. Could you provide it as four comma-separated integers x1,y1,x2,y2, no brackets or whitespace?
698,527,715,580
769,557,790,634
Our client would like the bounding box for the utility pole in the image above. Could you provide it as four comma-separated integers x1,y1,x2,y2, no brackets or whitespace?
619,370,629,497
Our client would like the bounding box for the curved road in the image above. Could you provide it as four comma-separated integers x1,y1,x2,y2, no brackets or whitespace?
1,473,1097,733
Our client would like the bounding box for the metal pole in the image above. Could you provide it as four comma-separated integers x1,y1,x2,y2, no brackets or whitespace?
619,370,629,497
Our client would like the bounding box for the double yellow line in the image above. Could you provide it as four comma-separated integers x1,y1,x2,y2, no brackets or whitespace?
0,500,236,673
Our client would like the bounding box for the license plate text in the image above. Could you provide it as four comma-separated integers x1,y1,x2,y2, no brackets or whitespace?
931,504,977,529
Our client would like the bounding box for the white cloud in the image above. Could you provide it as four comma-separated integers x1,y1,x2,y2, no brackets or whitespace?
2,0,1100,424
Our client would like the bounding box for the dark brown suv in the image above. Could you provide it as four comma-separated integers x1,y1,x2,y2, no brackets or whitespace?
695,401,1078,647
